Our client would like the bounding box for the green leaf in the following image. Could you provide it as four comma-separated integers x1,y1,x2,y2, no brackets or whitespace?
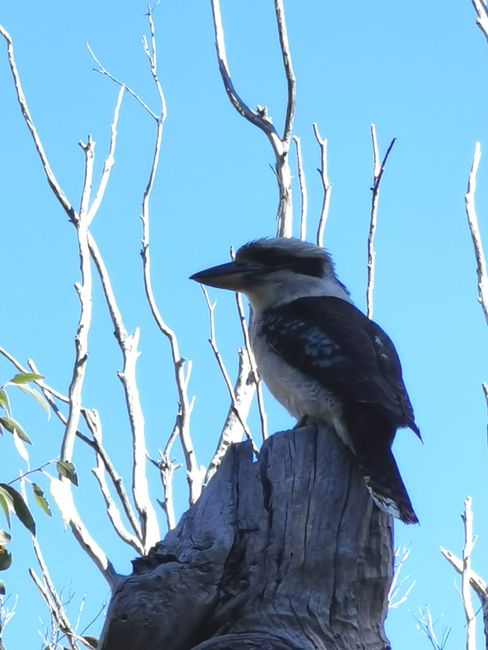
56,461,79,487
0,416,31,444
0,484,35,535
0,579,5,595
15,383,51,418
0,389,11,417
0,491,12,529
0,546,12,571
13,430,30,464
0,530,11,545
32,483,52,517
10,372,44,385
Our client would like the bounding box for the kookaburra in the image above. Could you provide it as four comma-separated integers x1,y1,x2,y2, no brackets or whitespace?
191,237,420,524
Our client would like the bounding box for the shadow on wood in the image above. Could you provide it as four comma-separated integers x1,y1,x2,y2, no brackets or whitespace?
98,425,394,649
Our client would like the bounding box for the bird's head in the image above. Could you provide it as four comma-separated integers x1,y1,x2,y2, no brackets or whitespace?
190,238,351,311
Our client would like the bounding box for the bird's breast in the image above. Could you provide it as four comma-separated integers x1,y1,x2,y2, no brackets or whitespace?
250,319,343,424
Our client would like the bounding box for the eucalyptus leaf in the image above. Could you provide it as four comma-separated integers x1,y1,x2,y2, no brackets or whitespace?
0,490,12,528
10,372,44,385
0,389,11,416
0,530,11,545
0,484,35,535
56,460,79,487
15,383,51,418
0,547,12,571
0,416,31,444
32,483,52,517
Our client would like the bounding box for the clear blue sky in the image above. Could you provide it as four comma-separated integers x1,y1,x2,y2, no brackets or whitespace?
1,1,487,648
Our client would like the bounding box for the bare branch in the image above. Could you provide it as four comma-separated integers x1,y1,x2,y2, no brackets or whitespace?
274,0,296,144
88,235,160,548
465,141,488,326
293,135,308,240
87,86,125,221
204,348,254,485
61,137,94,464
234,290,268,441
366,125,396,319
137,6,201,513
417,605,451,650
201,287,258,456
471,0,488,42
312,122,332,247
31,538,79,650
0,25,75,222
441,541,488,643
86,43,158,120
388,546,415,609
210,0,293,236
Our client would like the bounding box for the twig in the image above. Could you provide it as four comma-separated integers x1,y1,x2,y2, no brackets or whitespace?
26,357,144,542
293,135,308,240
210,0,293,237
471,0,488,42
0,25,75,222
388,546,415,609
366,125,396,319
201,287,258,456
312,123,332,247
274,0,296,145
135,7,201,509
87,86,125,221
234,291,268,441
86,43,158,120
417,605,451,650
204,348,255,485
30,538,79,650
465,142,488,327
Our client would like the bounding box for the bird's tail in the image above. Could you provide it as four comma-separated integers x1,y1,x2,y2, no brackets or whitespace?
356,446,418,525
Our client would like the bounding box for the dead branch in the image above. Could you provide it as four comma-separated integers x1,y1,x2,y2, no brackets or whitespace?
274,0,296,145
135,8,201,510
293,135,308,240
366,125,396,319
312,122,332,247
210,0,294,237
201,287,258,455
30,538,79,650
441,544,488,642
461,497,477,650
0,25,74,221
471,0,488,42
87,44,158,120
465,141,488,327
204,348,254,485
234,290,268,441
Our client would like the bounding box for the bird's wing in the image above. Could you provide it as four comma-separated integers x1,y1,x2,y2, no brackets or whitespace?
261,296,419,434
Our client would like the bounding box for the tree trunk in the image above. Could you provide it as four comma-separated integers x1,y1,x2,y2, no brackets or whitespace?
98,424,394,650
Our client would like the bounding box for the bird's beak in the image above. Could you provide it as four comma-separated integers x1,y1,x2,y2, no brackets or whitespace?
190,261,252,291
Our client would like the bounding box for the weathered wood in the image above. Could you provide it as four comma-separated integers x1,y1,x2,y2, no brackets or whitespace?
98,425,393,650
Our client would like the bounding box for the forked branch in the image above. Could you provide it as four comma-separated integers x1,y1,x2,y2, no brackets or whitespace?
210,0,295,237
366,125,396,319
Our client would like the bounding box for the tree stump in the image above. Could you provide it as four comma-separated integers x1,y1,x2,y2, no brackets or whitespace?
98,425,394,649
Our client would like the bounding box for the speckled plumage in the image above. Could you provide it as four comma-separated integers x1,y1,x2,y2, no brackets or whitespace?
191,238,420,524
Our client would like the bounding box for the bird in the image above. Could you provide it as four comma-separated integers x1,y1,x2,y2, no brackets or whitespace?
190,237,421,524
